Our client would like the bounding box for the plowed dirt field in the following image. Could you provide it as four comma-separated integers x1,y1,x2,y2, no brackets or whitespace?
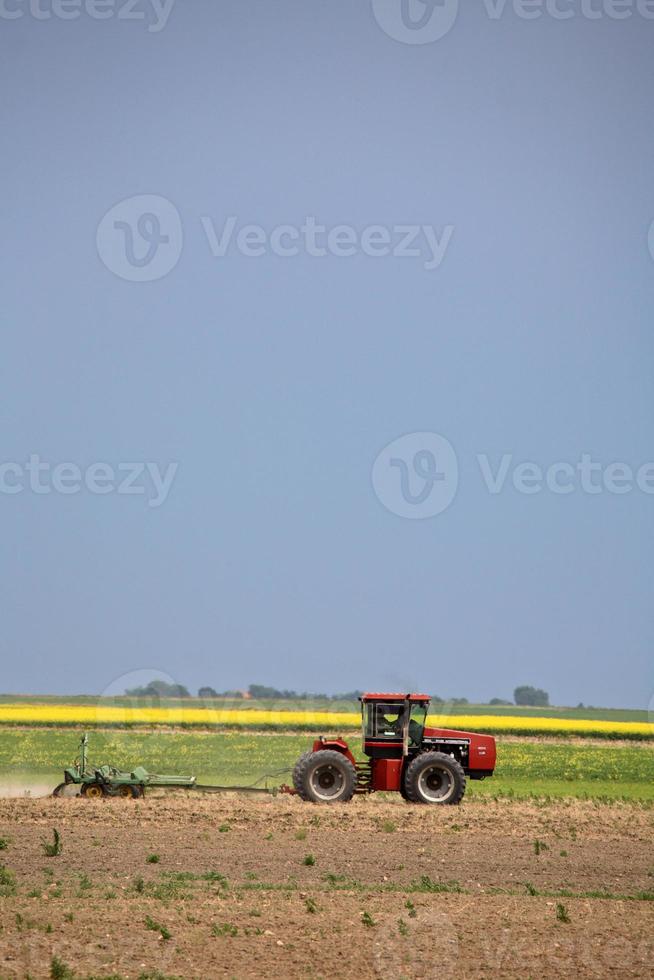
0,796,652,978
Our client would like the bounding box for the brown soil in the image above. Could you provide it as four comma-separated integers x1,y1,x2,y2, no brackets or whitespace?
0,796,652,979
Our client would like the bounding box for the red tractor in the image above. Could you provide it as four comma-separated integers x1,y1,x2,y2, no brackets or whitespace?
292,693,496,805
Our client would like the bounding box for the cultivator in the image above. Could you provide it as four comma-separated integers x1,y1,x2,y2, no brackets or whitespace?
52,694,496,805
51,734,285,798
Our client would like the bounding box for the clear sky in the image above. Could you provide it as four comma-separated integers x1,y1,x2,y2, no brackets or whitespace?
1,1,652,708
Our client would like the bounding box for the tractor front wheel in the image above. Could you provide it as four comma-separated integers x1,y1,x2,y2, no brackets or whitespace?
404,752,466,805
293,750,357,804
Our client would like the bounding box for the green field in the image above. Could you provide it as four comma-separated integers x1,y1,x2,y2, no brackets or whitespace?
1,729,652,802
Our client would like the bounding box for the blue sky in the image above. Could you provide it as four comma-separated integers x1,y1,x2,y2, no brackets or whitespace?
1,1,652,707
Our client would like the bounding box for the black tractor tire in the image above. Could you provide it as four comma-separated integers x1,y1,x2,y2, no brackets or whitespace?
292,751,313,795
293,750,357,804
404,752,466,805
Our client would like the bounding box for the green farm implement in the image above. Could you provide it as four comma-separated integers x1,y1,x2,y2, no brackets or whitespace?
52,734,198,798
51,734,285,799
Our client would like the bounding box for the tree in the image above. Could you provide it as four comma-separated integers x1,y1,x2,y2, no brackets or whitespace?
124,680,190,699
514,685,549,707
198,686,219,699
489,698,512,706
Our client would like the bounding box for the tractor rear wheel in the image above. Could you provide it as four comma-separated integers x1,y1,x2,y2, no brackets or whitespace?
404,752,466,805
292,752,313,795
293,750,357,804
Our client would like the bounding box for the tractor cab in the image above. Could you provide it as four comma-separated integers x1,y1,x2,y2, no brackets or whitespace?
360,693,430,757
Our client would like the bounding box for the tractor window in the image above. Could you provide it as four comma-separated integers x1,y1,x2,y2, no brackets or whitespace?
363,702,406,739
408,703,427,747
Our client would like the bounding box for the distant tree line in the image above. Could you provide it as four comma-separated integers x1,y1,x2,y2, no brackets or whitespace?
124,680,551,706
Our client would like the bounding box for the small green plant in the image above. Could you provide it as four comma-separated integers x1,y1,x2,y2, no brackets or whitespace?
0,866,16,897
27,888,42,898
361,911,376,928
42,829,62,857
212,922,238,937
146,853,160,864
145,915,171,940
64,912,74,923
78,874,92,892
323,872,348,885
560,850,568,857
524,881,539,896
218,824,230,833
305,897,318,914
556,903,571,923
45,923,53,934
134,876,145,893
303,854,316,866
309,814,321,827
50,957,74,980
294,828,307,840
411,876,462,894
0,837,8,850
248,909,262,917
381,820,396,833
265,832,273,840
398,918,409,936
534,839,549,855
405,899,417,918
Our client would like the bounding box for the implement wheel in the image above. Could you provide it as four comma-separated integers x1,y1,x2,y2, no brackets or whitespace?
404,752,466,805
81,782,106,799
117,785,143,799
293,750,357,804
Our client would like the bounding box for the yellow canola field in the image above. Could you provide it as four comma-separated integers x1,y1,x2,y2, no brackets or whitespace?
0,704,652,738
